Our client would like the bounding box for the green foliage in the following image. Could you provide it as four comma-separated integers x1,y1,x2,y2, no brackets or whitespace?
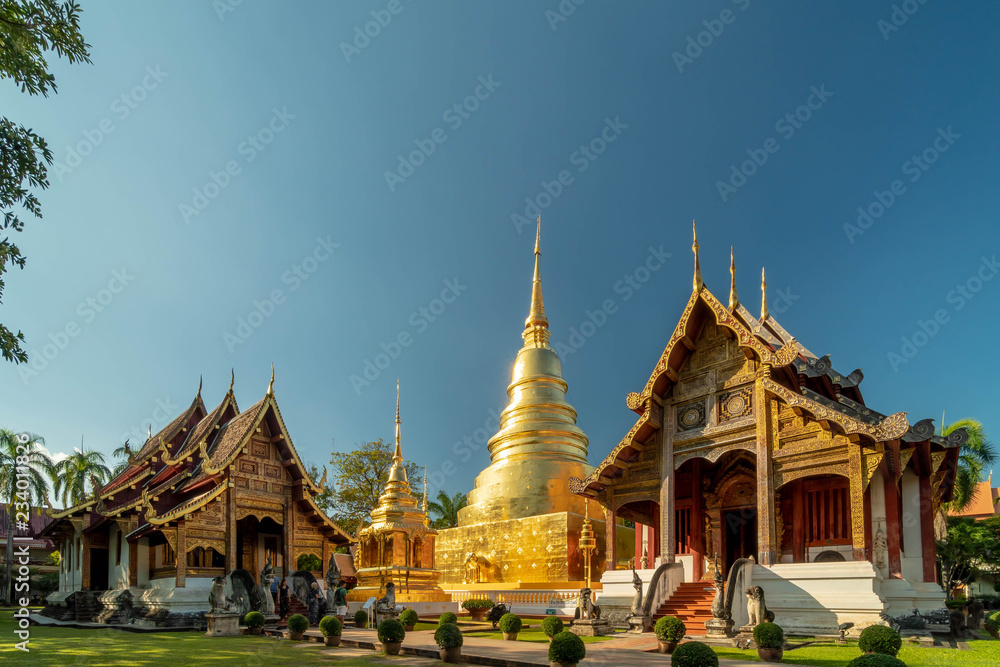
319,615,342,636
858,625,902,657
354,609,368,626
399,608,418,627
753,621,784,649
434,622,464,649
846,654,907,667
497,613,522,634
377,618,405,644
941,419,995,511
243,611,265,628
326,439,422,534
985,611,1000,633
1,430,53,604
541,615,564,637
670,641,719,667
296,553,321,571
286,614,308,633
938,517,1000,599
548,631,586,664
439,611,458,625
53,449,111,507
462,598,494,610
654,615,686,642
0,0,92,364
427,490,468,529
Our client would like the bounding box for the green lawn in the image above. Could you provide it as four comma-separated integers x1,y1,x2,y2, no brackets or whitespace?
711,637,1000,667
463,627,611,643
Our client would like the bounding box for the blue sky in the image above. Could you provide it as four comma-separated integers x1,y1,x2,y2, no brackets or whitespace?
2,1,998,496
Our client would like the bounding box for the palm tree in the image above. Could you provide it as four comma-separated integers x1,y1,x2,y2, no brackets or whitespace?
427,491,468,529
0,429,54,605
53,449,111,508
942,419,996,511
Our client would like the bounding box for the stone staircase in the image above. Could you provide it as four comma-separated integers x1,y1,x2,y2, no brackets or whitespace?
73,591,102,623
286,595,309,619
652,581,715,636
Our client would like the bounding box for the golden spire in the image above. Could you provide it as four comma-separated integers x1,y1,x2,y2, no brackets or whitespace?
729,246,739,310
760,267,769,321
197,375,203,398
692,220,703,292
228,369,235,394
267,364,274,396
394,378,402,463
422,469,431,527
523,216,550,346
381,380,412,500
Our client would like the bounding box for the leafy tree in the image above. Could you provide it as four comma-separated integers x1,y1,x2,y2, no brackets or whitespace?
327,438,421,535
427,490,467,529
937,516,1000,594
0,428,53,604
52,448,110,507
0,0,91,363
942,419,996,511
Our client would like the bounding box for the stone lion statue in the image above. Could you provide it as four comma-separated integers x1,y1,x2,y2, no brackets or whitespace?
209,576,235,612
745,585,774,625
574,587,601,620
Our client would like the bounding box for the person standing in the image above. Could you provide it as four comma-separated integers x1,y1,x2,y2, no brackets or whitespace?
335,579,349,624
278,578,290,620
308,581,322,626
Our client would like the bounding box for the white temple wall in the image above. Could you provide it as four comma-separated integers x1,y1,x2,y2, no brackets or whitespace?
107,525,129,589
137,538,150,588
899,470,923,582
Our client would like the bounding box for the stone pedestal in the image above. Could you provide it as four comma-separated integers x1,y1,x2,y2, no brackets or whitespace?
569,618,613,637
705,617,734,638
626,614,651,634
205,611,241,637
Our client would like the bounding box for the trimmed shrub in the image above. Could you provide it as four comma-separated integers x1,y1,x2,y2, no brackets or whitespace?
434,622,464,649
244,611,265,628
654,615,686,642
846,655,907,667
462,598,494,611
439,611,458,625
670,641,719,667
399,608,419,627
858,624,902,657
287,614,309,633
753,621,784,649
319,615,342,636
498,613,522,634
377,618,406,644
986,610,1000,632
354,609,368,626
548,631,586,664
541,615,564,638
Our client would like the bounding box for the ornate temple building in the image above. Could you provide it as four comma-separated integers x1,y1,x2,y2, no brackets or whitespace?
351,381,448,607
436,219,605,589
572,225,967,633
39,372,352,626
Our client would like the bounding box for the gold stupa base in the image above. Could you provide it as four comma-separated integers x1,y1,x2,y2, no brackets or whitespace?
348,566,450,603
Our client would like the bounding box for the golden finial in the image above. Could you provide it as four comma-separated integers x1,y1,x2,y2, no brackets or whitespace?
266,364,274,396
523,216,550,345
692,220,703,292
228,368,235,394
147,424,152,441
394,379,402,463
729,246,739,310
422,469,431,527
760,267,769,321
197,375,202,397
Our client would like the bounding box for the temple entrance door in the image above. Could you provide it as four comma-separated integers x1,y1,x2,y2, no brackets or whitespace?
89,548,109,590
723,508,757,568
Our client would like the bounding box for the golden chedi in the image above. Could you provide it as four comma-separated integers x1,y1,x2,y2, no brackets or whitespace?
350,381,448,603
436,218,605,588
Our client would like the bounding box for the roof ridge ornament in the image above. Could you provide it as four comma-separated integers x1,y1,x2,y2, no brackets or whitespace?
197,375,203,398
228,368,235,394
760,267,769,321
267,363,274,397
522,216,551,346
729,246,738,310
692,220,703,292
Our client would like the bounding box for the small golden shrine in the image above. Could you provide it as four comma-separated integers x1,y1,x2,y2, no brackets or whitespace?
349,381,447,603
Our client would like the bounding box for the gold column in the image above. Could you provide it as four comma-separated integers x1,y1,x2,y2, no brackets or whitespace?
176,519,186,588
660,412,675,563
848,441,867,561
754,379,777,565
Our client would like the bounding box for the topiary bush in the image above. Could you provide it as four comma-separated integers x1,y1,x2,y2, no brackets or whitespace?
858,624,902,657
654,615,686,642
541,615,564,638
244,611,265,628
670,641,719,667
287,614,309,633
462,597,494,611
399,608,419,627
548,631,586,665
846,654,907,667
434,622,464,649
753,621,784,649
439,611,458,625
986,610,1000,632
319,615,342,636
498,613,522,634
377,618,406,644
354,609,368,626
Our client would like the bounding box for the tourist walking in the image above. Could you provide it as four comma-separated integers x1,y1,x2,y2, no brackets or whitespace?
278,578,290,620
308,581,322,625
335,579,348,624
